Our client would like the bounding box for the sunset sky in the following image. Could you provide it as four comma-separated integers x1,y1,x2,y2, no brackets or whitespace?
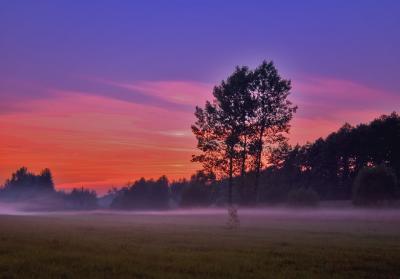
1,1,399,193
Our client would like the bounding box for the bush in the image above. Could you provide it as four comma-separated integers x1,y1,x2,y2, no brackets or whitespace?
110,176,170,210
64,188,98,210
287,188,319,207
180,184,210,207
261,184,290,204
353,165,398,206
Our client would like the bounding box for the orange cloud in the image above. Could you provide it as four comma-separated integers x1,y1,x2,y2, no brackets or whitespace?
0,77,396,193
0,90,201,194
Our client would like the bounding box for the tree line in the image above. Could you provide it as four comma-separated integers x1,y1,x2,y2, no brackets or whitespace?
107,112,400,208
1,111,399,209
0,167,97,210
258,112,400,205
1,61,399,209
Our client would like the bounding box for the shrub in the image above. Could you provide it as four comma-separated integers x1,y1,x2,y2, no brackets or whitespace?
110,176,170,210
353,165,398,206
64,188,98,210
287,187,319,207
180,183,210,207
261,184,290,204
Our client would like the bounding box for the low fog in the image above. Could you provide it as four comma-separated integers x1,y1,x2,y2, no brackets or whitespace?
2,201,400,224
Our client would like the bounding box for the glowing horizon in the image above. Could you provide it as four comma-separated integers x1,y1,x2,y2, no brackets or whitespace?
1,76,398,193
1,1,399,194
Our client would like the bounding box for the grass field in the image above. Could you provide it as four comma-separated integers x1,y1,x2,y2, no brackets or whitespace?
0,208,400,278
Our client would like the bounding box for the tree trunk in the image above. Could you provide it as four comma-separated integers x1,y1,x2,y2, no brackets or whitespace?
254,126,265,203
228,153,233,206
240,136,247,203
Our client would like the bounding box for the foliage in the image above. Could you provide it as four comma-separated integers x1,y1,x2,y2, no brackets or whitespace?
353,165,398,206
1,112,399,209
287,188,319,207
250,61,297,202
192,60,296,205
111,176,170,210
0,167,55,200
179,171,216,207
64,187,98,210
259,112,400,203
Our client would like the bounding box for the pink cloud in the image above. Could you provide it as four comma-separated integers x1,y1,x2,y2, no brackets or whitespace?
0,90,200,193
1,76,397,193
292,76,399,112
97,79,213,106
289,76,399,144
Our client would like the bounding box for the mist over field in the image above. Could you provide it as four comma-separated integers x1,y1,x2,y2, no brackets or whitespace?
2,1,400,278
1,205,400,278
2,200,400,224
1,64,400,279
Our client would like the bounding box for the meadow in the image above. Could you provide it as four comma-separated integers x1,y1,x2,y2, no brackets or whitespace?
0,208,400,279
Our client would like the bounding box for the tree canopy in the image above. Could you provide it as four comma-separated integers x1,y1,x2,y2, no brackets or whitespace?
192,61,296,204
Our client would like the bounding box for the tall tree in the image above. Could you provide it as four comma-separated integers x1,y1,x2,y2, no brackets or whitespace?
192,61,296,205
38,168,55,191
250,61,297,202
192,66,253,205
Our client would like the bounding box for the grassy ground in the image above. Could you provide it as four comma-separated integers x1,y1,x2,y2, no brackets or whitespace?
0,209,400,278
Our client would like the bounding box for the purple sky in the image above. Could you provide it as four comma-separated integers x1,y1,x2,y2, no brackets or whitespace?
1,0,399,191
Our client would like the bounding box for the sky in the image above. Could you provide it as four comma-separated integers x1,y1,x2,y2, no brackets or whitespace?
1,0,400,193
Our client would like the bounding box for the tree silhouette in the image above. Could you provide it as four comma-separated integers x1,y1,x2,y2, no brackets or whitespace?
192,66,253,206
38,168,55,191
110,176,170,210
180,171,215,207
250,61,297,202
353,165,398,206
65,187,97,210
192,61,296,205
257,112,400,204
1,167,55,200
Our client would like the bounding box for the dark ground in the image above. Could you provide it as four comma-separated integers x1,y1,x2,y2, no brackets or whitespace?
0,208,400,278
